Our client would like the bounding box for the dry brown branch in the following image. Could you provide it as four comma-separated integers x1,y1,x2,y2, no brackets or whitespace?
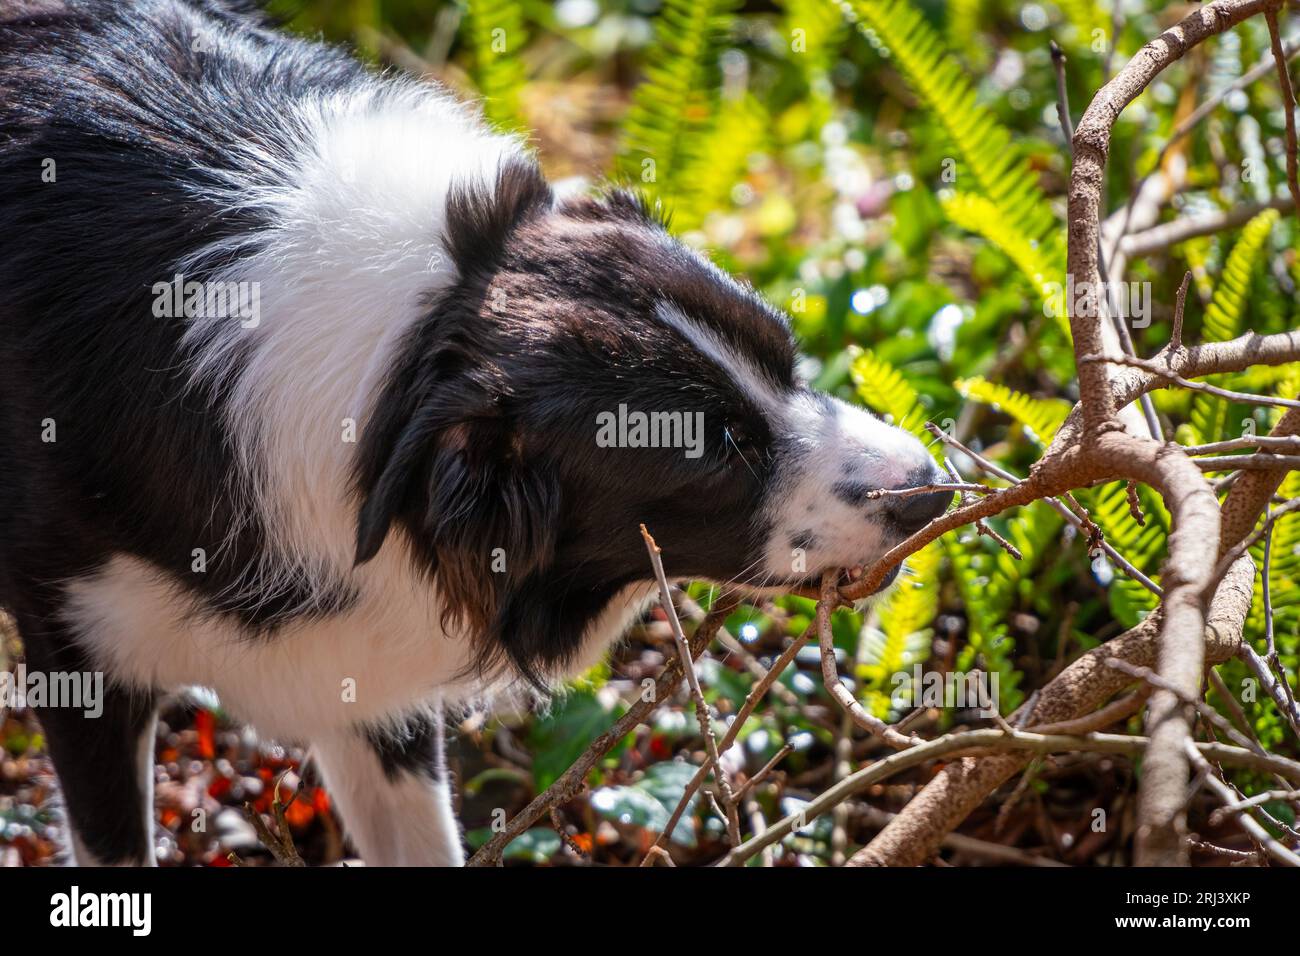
925,423,1162,593
1081,352,1300,409
640,525,741,843
1211,788,1300,819
1068,0,1276,424
721,724,1299,868
819,571,918,749
1185,740,1300,866
1106,657,1260,754
845,553,1257,866
733,742,794,804
241,770,306,867
1182,435,1300,455
858,805,1068,867
1028,688,1150,736
864,481,990,500
466,593,739,866
1194,454,1300,471
1115,30,1300,256
1238,644,1300,742
640,618,817,863
1260,515,1300,731
1122,195,1296,258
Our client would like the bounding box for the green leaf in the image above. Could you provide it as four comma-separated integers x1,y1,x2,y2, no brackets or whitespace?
528,686,626,791
955,376,1072,446
849,346,930,442
616,0,741,208
837,0,1061,289
463,0,530,133
591,761,700,847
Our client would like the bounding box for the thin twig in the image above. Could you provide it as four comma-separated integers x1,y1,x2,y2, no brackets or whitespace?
1182,434,1300,455
1050,40,1074,147
1170,270,1191,352
925,423,1162,594
940,457,1023,559
640,525,741,844
1213,497,1300,584
1121,195,1296,257
242,770,306,867
1105,658,1259,754
819,572,917,749
864,481,990,500
1194,453,1300,471
1266,3,1300,219
733,743,794,804
468,593,739,866
1260,515,1300,725
641,618,817,863
1185,740,1300,867
1081,352,1300,409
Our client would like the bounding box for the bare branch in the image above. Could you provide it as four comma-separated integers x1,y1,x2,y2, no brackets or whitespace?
720,727,1300,867
640,525,740,843
819,572,917,749
1266,3,1300,218
1080,352,1300,409
467,593,739,866
1121,195,1296,257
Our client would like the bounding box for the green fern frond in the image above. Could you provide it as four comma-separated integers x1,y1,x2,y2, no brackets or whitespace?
849,346,931,442
945,0,983,58
955,376,1072,446
835,0,1058,247
1185,208,1278,443
1203,208,1278,342
944,502,1067,719
616,0,740,206
673,94,769,232
947,534,1024,713
860,540,942,716
463,0,529,132
876,540,943,654
1083,481,1167,626
941,193,1067,334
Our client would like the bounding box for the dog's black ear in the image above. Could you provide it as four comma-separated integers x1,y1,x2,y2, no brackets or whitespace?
483,573,620,692
354,402,442,565
354,387,561,604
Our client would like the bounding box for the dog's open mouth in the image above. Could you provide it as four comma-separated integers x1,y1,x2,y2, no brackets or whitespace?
771,562,903,596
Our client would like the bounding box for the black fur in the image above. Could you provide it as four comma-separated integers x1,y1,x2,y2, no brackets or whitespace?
363,712,446,783
353,165,800,685
0,0,365,631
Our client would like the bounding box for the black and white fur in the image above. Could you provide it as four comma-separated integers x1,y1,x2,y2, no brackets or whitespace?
0,0,949,866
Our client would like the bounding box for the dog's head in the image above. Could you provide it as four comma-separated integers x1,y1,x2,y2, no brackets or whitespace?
354,159,949,687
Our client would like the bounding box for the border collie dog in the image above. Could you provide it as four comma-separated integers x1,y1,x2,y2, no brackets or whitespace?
0,0,948,866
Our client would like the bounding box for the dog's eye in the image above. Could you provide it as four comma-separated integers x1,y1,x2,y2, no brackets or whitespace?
724,425,759,460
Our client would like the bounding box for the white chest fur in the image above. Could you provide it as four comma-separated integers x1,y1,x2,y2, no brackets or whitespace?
64,554,655,739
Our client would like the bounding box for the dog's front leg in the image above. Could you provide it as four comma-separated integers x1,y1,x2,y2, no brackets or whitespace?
15,606,159,866
311,706,463,866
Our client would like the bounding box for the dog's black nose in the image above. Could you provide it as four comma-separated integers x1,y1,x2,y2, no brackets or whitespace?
890,487,953,534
